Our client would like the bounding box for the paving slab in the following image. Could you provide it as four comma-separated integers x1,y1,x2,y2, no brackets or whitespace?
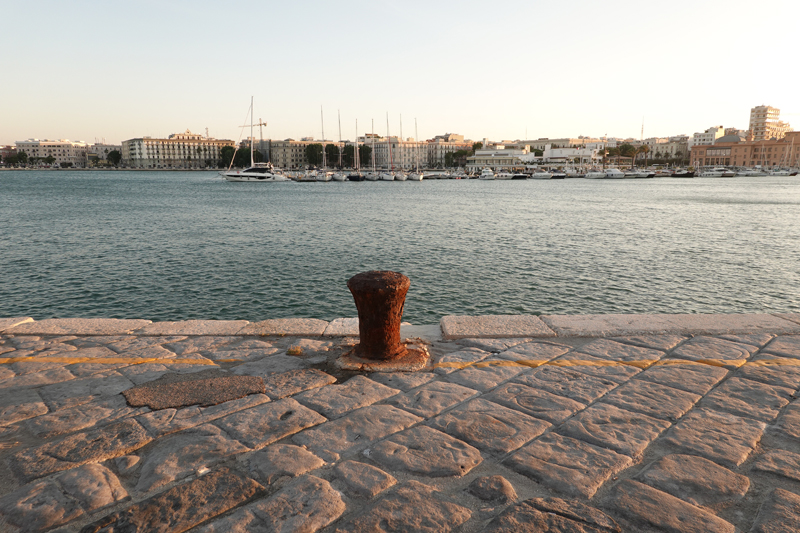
699,377,793,422
286,403,421,462
671,336,758,369
750,488,800,533
761,334,800,359
213,398,326,450
496,340,571,362
261,368,337,399
433,347,490,375
772,313,800,326
429,398,550,455
662,408,766,468
385,380,479,418
335,460,397,498
600,380,701,421
542,313,800,337
0,480,83,532
0,366,75,389
553,352,644,382
469,475,518,503
163,336,235,355
607,479,734,533
457,337,534,352
577,338,666,366
752,449,800,482
369,371,436,391
333,480,471,533
57,463,129,512
83,467,262,533
133,320,249,336
136,393,270,437
196,474,343,533
610,334,687,351
486,497,621,533
202,347,279,362
294,375,399,419
484,382,586,424
514,365,620,405
229,354,309,377
739,355,800,390
505,432,633,499
12,418,153,482
122,369,265,410
718,332,777,348
0,388,47,427
5,318,152,335
445,361,529,391
0,317,33,332
440,315,556,340
238,318,329,336
559,403,670,456
244,444,324,485
637,360,729,395
39,371,135,411
637,454,750,506
135,423,250,493
26,394,146,438
323,317,359,336
368,425,482,477
774,399,800,440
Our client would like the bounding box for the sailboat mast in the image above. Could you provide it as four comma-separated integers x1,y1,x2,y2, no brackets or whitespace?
321,106,326,169
355,119,359,171
371,119,375,172
338,110,342,168
387,112,393,170
250,96,254,168
415,118,419,173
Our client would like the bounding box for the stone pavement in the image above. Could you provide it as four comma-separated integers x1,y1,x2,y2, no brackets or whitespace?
0,313,799,532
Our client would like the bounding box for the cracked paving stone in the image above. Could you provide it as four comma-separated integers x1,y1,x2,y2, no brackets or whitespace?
718,333,776,348
761,335,800,359
496,341,571,362
58,464,129,513
0,388,47,426
577,338,665,365
486,497,621,533
428,398,550,455
611,334,687,351
12,418,152,482
752,449,800,482
213,398,325,450
163,336,235,355
608,479,734,533
513,365,619,405
671,336,757,369
484,382,586,424
637,454,749,506
26,395,147,439
468,475,517,503
600,380,700,421
334,480,471,533
0,480,84,532
369,371,436,391
39,371,134,411
135,423,250,494
662,408,766,468
293,405,422,462
245,444,324,485
750,488,800,533
368,425,482,477
81,467,262,533
122,369,265,410
293,375,398,419
433,347,490,375
445,361,529,391
774,399,800,440
737,354,800,390
195,475,344,533
559,403,670,456
699,377,793,422
457,338,533,352
0,367,75,389
261,368,336,399
203,347,279,362
505,433,632,499
229,354,310,377
136,393,270,437
385,380,479,418
551,352,643,383
637,361,728,395
335,460,396,498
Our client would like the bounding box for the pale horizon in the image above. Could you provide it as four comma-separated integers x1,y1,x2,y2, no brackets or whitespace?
2,0,798,147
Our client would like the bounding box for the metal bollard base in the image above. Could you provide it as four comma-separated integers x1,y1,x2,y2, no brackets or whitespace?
335,342,431,373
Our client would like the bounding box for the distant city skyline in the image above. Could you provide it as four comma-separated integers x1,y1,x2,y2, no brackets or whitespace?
2,0,798,146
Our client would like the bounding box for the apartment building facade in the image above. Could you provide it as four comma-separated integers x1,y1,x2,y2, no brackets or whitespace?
749,105,792,141
121,130,234,169
15,139,89,167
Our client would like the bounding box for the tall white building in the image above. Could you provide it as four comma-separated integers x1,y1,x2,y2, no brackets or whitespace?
15,139,89,167
121,130,234,169
689,126,725,148
749,105,791,141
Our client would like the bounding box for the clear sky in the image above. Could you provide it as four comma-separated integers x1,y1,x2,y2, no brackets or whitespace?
2,0,798,146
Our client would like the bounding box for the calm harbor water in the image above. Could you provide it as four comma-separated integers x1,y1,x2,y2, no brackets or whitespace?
2,170,800,324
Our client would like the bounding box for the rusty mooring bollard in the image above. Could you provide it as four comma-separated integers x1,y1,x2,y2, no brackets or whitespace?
347,270,409,361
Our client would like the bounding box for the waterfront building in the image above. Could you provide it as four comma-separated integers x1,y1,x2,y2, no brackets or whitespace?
15,139,89,168
690,131,800,168
426,134,473,168
689,126,725,148
749,105,792,141
121,130,234,169
268,139,345,169
0,145,16,163
466,148,527,172
88,143,122,165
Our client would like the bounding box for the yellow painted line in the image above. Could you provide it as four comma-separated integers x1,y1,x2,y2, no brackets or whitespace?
0,356,217,366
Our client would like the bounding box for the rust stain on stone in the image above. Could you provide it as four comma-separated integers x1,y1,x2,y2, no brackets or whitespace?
122,369,265,410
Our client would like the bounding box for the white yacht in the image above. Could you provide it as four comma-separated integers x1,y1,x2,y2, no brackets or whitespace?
699,167,735,177
220,97,291,182
585,169,607,179
394,171,407,181
331,172,346,182
530,170,554,179
407,172,423,181
624,169,654,178
379,171,395,181
604,168,626,179
315,171,333,182
495,171,513,180
479,168,495,180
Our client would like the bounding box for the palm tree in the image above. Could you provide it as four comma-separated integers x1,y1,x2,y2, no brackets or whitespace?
606,147,620,168
638,145,650,168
